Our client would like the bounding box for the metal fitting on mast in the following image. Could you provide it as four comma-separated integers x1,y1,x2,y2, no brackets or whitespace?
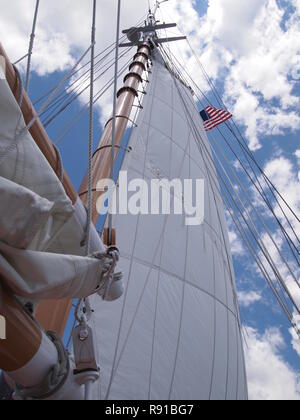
120,1,186,49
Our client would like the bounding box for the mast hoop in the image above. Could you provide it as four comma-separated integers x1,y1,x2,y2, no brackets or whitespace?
133,52,149,61
129,60,146,72
117,85,139,98
138,43,153,54
105,114,138,128
92,142,133,159
123,72,143,85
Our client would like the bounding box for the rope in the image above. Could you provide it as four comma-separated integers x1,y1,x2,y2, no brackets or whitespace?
108,0,122,246
14,332,70,400
26,46,92,131
160,43,300,268
54,58,132,147
83,0,98,256
13,53,29,66
42,47,132,129
171,68,300,329
25,0,40,93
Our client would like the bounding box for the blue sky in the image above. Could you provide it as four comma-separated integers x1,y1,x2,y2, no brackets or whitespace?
0,0,299,399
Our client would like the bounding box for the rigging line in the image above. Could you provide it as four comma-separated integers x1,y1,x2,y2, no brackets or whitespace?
168,135,192,400
54,58,131,146
85,0,97,256
157,8,212,103
185,104,300,314
209,131,300,290
194,122,297,326
108,0,122,245
32,13,147,107
224,185,295,325
149,78,175,399
39,47,125,118
166,48,300,256
185,40,300,225
174,33,300,229
182,76,300,257
170,66,243,327
106,131,197,402
105,65,165,400
200,133,300,316
41,48,133,128
216,125,300,263
207,126,300,282
42,48,132,122
13,53,29,66
226,122,300,225
220,112,300,245
172,79,237,398
171,72,241,321
174,78,300,316
96,73,147,236
224,190,294,324
38,43,132,119
159,44,209,110
26,46,92,131
25,0,40,93
32,37,127,107
221,121,300,252
208,242,218,400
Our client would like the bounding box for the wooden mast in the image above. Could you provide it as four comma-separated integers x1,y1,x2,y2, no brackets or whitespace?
79,42,152,223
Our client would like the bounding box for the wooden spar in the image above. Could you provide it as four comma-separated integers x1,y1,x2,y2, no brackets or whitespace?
36,42,153,336
0,43,77,205
0,285,42,373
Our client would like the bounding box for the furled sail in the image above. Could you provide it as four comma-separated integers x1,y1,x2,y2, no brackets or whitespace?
90,50,248,400
0,61,116,306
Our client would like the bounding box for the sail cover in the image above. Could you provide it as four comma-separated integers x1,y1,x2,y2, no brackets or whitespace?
91,51,248,400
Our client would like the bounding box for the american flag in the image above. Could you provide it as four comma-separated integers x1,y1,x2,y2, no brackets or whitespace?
200,106,233,131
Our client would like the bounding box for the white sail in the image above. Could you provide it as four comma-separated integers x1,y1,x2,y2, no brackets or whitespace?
91,50,248,400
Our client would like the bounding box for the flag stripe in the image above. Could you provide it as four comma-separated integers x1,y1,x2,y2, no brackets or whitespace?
204,114,232,130
205,114,232,129
201,105,232,131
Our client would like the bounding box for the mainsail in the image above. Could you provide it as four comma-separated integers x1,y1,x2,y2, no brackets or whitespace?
90,50,248,400
4,0,299,402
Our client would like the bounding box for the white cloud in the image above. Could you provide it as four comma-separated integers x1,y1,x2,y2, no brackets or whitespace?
290,326,300,357
238,291,262,308
164,0,300,150
228,228,245,257
0,0,299,148
0,0,300,400
253,152,300,362
264,154,300,239
245,326,300,400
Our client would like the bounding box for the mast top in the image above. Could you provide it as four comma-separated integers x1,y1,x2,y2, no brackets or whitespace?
120,1,186,48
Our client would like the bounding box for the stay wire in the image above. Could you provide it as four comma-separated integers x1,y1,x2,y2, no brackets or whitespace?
54,55,132,146
162,45,300,258
42,48,132,128
185,38,300,227
170,70,300,320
